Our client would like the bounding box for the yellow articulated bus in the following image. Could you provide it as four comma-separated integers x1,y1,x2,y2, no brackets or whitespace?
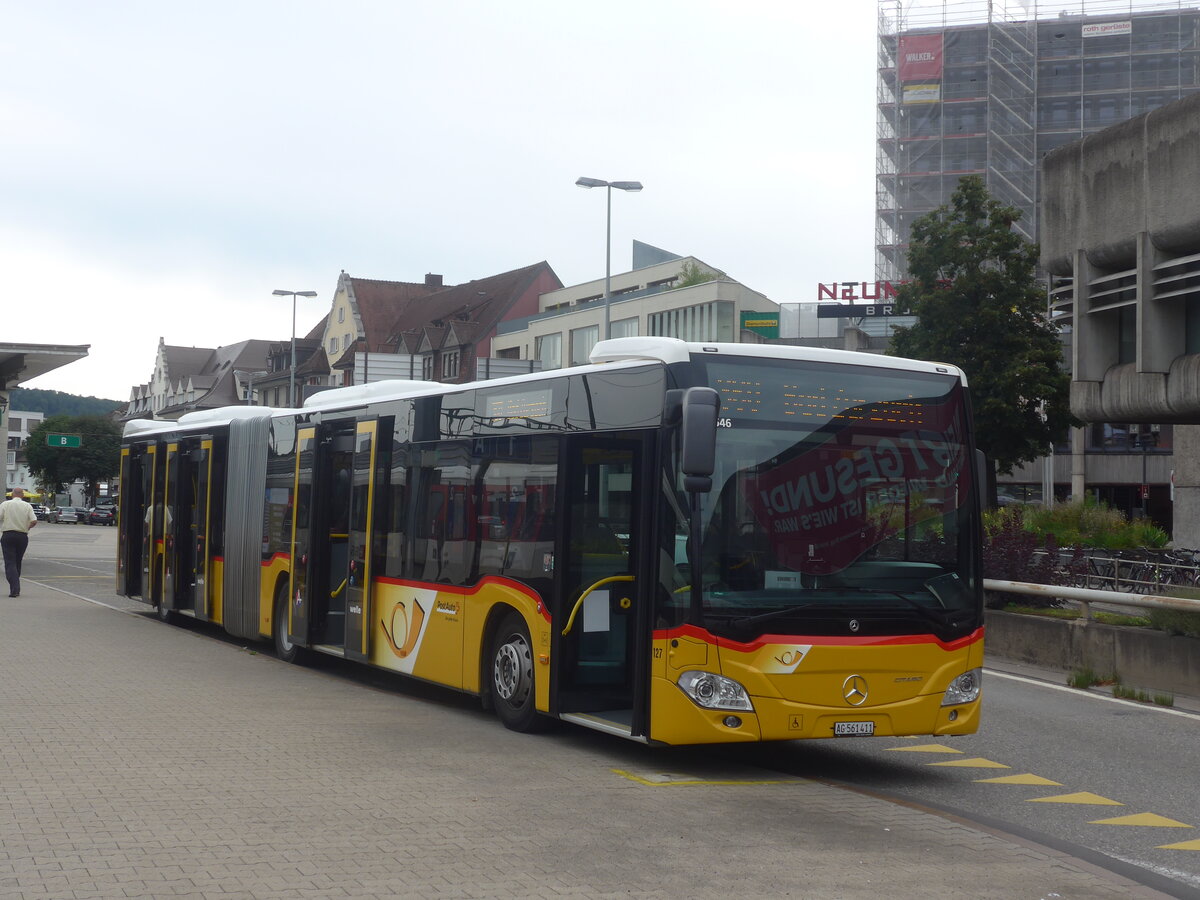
118,337,985,744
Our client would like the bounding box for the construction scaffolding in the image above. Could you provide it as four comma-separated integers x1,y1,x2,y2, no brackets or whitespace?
876,0,1200,280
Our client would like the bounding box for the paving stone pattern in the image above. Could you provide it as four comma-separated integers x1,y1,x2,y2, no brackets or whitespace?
0,587,1175,899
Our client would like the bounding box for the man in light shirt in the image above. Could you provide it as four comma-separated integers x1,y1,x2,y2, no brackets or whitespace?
0,487,38,597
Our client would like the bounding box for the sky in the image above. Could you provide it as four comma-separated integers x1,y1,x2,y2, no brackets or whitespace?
2,0,879,402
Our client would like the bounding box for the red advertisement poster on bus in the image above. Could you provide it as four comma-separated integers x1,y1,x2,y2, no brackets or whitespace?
742,400,970,575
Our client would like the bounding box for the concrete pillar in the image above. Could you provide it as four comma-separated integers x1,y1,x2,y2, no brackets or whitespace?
0,386,8,495
1074,249,1106,382
1138,231,1183,374
1070,423,1087,500
1172,424,1200,548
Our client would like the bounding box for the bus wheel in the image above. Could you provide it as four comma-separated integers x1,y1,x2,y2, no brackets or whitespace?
156,602,176,625
273,582,305,664
490,612,543,732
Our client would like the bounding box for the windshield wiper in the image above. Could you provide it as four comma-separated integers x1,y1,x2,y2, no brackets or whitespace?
728,590,953,631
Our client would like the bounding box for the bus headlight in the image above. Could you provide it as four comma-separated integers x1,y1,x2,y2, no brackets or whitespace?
942,668,982,706
677,671,753,711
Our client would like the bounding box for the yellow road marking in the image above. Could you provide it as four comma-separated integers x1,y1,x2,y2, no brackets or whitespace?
886,743,963,754
975,773,1063,786
928,757,1010,769
1028,792,1123,806
1089,813,1193,828
611,769,805,786
1158,838,1200,850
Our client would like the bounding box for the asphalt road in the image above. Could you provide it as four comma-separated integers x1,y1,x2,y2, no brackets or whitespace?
21,521,1200,898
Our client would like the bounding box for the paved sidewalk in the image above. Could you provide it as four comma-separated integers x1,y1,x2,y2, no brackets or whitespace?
0,579,1183,899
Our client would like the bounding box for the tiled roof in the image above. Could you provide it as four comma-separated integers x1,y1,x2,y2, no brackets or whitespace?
388,261,556,349
347,278,447,352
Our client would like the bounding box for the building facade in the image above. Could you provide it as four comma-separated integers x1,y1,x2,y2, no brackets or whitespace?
4,408,44,498
124,337,275,421
877,0,1200,280
1041,90,1200,544
491,246,778,367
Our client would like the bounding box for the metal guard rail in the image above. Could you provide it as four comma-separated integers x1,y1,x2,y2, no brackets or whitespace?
983,578,1200,623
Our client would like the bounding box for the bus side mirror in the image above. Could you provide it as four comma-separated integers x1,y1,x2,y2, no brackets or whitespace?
681,387,720,493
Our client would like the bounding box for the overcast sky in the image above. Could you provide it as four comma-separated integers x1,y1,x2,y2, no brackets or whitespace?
2,1,879,402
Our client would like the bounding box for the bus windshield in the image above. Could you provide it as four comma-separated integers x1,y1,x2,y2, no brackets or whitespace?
675,357,979,641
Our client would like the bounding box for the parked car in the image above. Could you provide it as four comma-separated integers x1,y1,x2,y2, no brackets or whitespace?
56,507,83,524
31,504,48,521
88,506,115,526
44,507,60,523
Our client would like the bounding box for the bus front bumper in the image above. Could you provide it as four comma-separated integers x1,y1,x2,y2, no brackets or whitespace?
650,675,981,745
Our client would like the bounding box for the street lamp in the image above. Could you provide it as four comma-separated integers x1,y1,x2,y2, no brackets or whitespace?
272,289,318,406
575,177,643,341
233,369,269,406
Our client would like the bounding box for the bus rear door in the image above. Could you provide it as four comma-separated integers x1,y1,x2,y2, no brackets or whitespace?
118,442,153,598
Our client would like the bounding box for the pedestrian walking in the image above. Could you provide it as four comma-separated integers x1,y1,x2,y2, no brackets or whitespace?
1,487,38,597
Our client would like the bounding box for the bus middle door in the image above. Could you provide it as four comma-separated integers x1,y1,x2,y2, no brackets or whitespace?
178,436,214,619
290,423,356,653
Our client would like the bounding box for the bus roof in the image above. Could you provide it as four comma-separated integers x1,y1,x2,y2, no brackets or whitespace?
123,406,273,439
123,339,969,438
589,337,968,384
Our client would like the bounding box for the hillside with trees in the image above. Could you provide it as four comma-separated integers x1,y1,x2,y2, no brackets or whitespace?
10,388,122,417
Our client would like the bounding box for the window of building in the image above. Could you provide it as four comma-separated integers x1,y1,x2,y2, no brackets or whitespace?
1185,296,1200,355
329,337,339,353
1083,94,1130,130
343,333,352,350
496,347,520,359
422,355,434,380
338,307,345,324
535,333,562,370
610,317,639,339
647,301,734,342
570,325,599,366
1118,305,1137,365
442,349,460,380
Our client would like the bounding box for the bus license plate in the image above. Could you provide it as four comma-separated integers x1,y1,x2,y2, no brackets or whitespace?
834,721,874,737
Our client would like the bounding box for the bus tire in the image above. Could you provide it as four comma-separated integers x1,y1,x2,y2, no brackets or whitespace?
273,581,306,664
490,611,545,733
156,601,176,625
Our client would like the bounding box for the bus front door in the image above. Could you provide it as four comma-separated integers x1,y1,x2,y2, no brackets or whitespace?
557,435,650,731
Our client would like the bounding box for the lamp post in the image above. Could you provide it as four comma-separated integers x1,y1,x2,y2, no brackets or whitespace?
272,289,318,406
233,369,269,406
575,177,643,341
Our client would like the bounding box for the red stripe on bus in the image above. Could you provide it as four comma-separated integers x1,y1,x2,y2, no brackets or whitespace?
653,622,984,653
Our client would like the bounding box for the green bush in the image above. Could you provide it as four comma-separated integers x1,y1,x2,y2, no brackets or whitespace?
1017,498,1168,549
1146,608,1200,638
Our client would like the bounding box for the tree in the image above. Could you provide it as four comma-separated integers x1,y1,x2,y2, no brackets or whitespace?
25,415,122,504
888,176,1076,506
